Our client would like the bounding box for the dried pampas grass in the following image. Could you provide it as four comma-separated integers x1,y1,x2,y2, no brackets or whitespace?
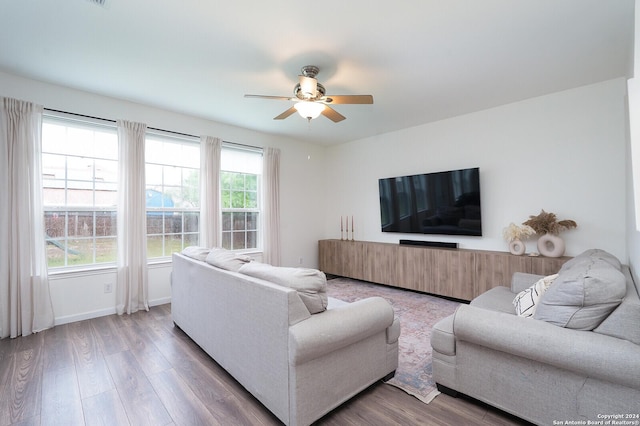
523,209,577,235
502,223,535,242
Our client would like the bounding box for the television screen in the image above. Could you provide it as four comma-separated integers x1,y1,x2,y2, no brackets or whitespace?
379,167,482,236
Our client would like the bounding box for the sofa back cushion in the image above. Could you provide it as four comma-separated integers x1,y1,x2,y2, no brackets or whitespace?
239,262,328,314
534,250,626,330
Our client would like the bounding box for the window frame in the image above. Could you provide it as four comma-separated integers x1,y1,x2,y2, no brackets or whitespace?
220,144,263,253
42,113,119,270
144,130,201,261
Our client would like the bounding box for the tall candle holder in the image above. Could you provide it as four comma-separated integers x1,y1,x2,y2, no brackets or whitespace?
351,215,354,241
345,215,349,240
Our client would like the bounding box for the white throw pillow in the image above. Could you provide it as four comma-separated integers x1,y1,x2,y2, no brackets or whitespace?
513,274,558,318
238,262,328,314
181,246,211,261
205,247,251,272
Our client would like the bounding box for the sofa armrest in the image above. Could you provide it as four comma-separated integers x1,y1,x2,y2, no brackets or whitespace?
511,272,543,293
453,304,640,390
289,296,396,365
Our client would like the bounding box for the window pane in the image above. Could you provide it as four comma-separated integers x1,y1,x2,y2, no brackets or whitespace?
147,212,164,235
147,235,164,258
245,191,257,208
67,211,94,237
184,212,199,233
45,238,66,267
96,237,117,263
94,158,118,183
222,231,231,250
96,211,117,236
246,231,257,249
247,212,258,230
184,233,198,247
222,190,231,209
45,211,65,238
232,212,246,230
95,182,118,206
222,212,232,231
181,169,200,207
165,213,179,234
231,190,244,208
66,156,94,181
233,231,246,250
164,234,183,256
246,174,257,191
232,174,244,190
146,164,163,187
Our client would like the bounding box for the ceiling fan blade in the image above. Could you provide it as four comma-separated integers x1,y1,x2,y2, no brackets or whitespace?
274,106,297,120
245,94,293,101
323,95,374,105
321,106,346,123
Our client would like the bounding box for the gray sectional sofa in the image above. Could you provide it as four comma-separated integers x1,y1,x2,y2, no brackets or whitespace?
171,250,400,426
432,249,640,425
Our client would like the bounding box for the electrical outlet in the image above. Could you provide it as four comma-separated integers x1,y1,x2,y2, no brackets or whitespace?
104,283,113,293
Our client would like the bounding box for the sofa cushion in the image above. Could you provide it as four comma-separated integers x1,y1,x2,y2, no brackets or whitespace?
205,247,251,272
594,267,640,345
513,274,558,318
239,262,328,314
533,256,626,330
181,246,210,261
470,286,518,314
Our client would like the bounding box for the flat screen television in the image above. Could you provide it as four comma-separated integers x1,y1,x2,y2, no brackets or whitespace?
378,167,482,236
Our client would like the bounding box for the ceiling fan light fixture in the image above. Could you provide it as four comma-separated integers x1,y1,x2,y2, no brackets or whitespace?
294,101,325,120
299,76,318,99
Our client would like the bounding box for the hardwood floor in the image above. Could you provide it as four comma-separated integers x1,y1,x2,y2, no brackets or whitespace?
0,305,528,425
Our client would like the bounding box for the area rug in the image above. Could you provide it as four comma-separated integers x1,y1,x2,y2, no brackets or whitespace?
326,277,461,404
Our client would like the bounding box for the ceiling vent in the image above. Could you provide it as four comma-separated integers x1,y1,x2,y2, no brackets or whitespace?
86,0,108,7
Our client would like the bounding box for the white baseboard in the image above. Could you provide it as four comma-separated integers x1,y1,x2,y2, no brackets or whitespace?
149,296,171,307
54,297,172,325
54,307,116,325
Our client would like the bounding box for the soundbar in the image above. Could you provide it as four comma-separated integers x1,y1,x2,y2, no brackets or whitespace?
399,239,458,249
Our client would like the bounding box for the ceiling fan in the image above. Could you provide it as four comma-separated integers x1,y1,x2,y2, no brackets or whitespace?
244,65,373,123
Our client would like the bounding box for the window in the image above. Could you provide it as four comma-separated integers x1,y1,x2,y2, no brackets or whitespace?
145,133,200,259
221,146,262,251
42,115,118,268
43,112,262,267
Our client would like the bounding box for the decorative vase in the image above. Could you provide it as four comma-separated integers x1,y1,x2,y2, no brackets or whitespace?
508,239,526,255
537,233,565,257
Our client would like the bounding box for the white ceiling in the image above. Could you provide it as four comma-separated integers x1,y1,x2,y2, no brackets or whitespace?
0,0,634,145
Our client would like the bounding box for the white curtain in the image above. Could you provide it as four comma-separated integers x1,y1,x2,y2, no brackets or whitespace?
263,147,281,266
116,120,148,315
0,97,54,338
199,136,222,248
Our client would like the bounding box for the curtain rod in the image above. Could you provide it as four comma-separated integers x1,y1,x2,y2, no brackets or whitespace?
43,107,262,151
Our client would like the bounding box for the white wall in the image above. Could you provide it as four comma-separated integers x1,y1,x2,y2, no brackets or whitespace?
1,69,632,324
324,78,629,261
0,70,327,324
624,0,640,281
